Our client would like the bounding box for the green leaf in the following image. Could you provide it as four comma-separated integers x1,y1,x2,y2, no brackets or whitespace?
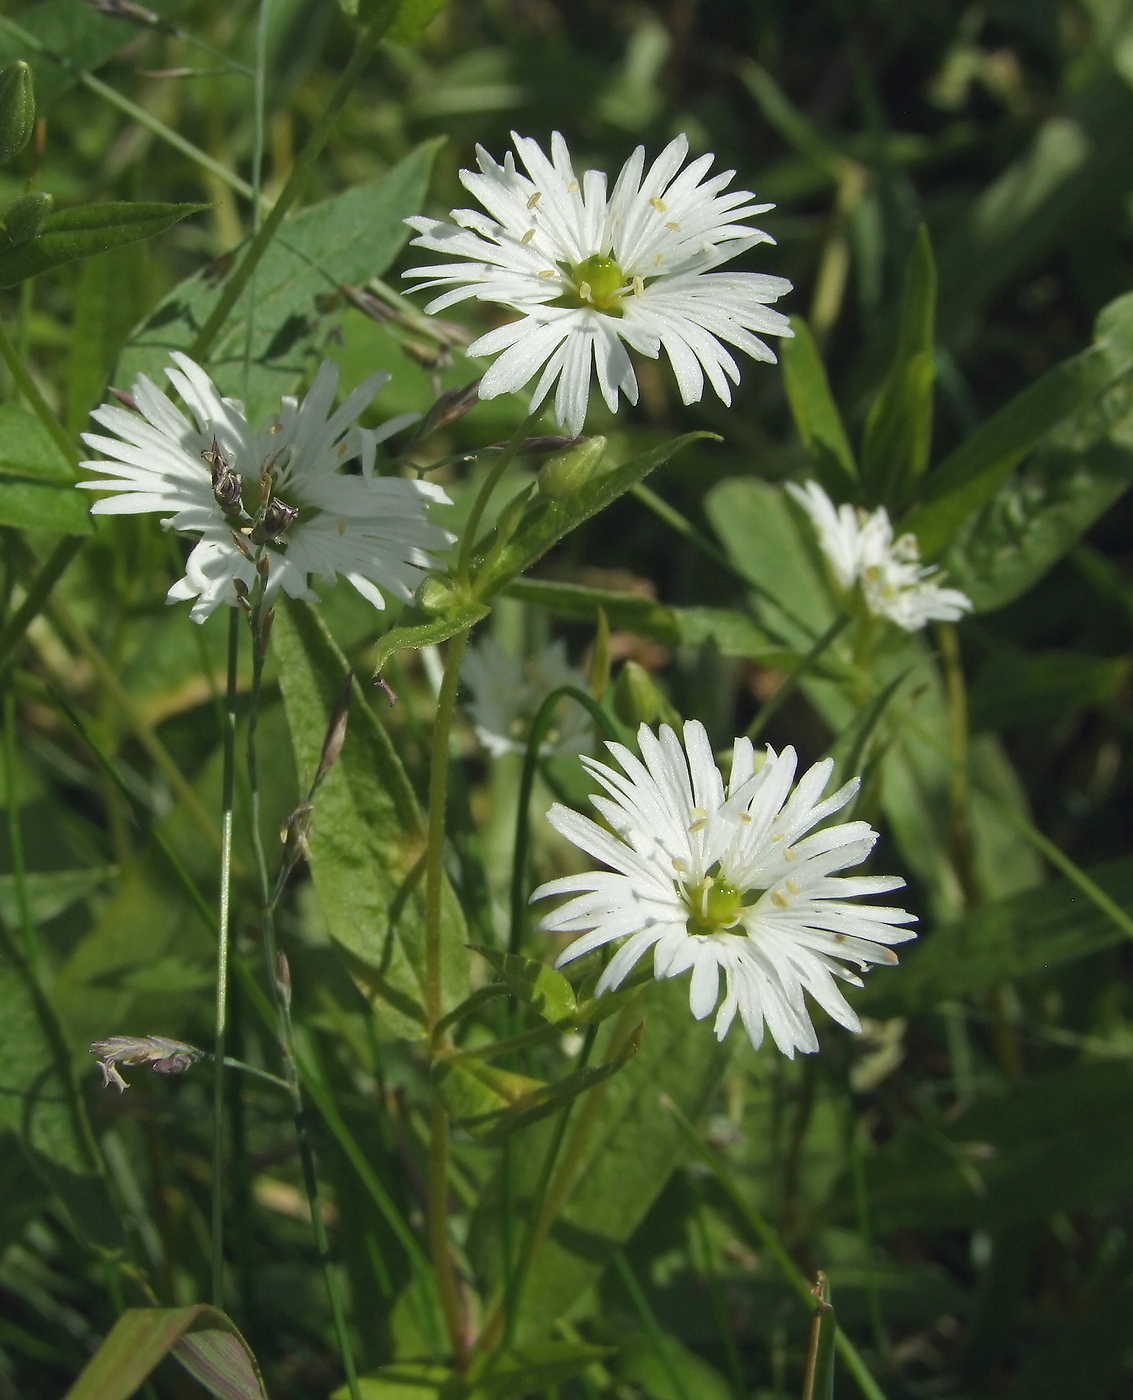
968,650,1130,731
904,289,1133,558
860,224,936,511
0,866,114,927
67,245,150,434
470,980,731,1341
386,0,453,41
0,0,182,106
340,1363,458,1400
471,947,577,1023
0,400,90,531
468,1341,614,1400
859,855,1133,1017
119,141,442,422
0,202,206,288
61,1305,267,1400
864,1062,1133,1232
618,1333,734,1400
476,434,716,599
274,597,469,1039
780,314,857,495
504,577,786,663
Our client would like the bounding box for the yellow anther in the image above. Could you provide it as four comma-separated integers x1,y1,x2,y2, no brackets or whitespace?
526,191,542,210
772,832,785,842
739,812,753,824
567,180,579,193
649,196,667,212
538,269,557,279
632,275,644,296
337,518,347,535
578,281,592,301
783,846,795,860
521,227,536,245
787,879,800,896
665,221,681,232
771,890,789,908
672,857,688,872
654,253,664,266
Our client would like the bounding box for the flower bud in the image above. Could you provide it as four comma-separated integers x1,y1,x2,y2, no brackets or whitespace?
0,62,34,167
538,436,605,501
612,660,662,728
418,575,457,616
0,191,52,249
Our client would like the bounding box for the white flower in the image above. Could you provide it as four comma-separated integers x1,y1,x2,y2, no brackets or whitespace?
79,354,451,623
533,720,915,1058
404,132,792,435
463,636,591,758
787,480,972,631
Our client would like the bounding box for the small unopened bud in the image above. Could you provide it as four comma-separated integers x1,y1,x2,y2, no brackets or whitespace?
0,62,34,166
613,660,662,727
418,576,458,616
315,673,353,788
109,386,138,410
0,191,53,248
258,606,275,652
90,1035,204,1091
418,379,482,438
86,0,171,29
276,952,292,1013
538,436,606,501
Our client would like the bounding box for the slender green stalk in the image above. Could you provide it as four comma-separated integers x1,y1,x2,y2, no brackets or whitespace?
745,613,849,741
243,0,272,400
3,690,43,986
244,585,363,1400
0,315,77,468
211,609,240,1308
690,1183,746,1400
459,411,539,586
849,1119,886,1363
613,1252,693,1400
0,16,258,205
0,537,85,673
664,1096,888,1400
509,684,619,957
190,21,386,362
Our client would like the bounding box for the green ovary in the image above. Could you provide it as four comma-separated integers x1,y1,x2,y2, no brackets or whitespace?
685,877,745,935
571,253,628,312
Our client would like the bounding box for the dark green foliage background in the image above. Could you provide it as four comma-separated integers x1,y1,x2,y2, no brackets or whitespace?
4,2,1133,1399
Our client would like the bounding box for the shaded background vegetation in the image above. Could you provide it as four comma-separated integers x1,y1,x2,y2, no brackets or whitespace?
4,1,1133,1398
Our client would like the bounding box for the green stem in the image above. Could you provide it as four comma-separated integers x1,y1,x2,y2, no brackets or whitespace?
509,685,619,957
190,21,386,362
458,412,539,587
0,537,85,673
0,16,258,205
849,1117,886,1364
246,588,363,1400
0,314,77,468
745,613,849,742
243,0,271,400
211,608,240,1308
613,1252,693,1400
664,1096,888,1400
3,689,42,986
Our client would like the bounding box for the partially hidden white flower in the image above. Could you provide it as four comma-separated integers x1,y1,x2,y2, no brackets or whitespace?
533,720,915,1058
463,635,591,758
404,132,793,436
787,480,972,632
79,354,451,623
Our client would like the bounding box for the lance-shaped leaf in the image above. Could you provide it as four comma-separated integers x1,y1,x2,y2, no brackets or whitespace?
62,1305,266,1400
0,202,206,287
781,314,857,496
274,598,469,1039
471,947,577,1024
475,434,716,599
0,401,91,532
904,288,1133,557
860,224,936,512
337,1343,612,1400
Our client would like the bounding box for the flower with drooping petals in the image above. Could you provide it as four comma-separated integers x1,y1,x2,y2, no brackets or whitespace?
404,132,792,435
80,354,451,623
533,720,915,1058
787,480,972,632
463,636,591,758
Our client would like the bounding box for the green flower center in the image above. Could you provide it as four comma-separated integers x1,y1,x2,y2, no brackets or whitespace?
563,253,631,313
685,876,745,936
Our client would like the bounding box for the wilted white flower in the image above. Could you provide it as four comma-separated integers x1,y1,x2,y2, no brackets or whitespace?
404,132,792,435
787,480,972,631
533,720,914,1058
463,636,591,758
80,355,451,623
90,1035,204,1091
